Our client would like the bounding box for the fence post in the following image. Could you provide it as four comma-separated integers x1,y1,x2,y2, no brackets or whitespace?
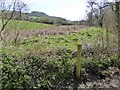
76,44,82,79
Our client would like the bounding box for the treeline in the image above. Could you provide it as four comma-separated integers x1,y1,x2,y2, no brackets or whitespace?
2,10,85,25
24,16,72,25
86,1,117,30
86,0,120,61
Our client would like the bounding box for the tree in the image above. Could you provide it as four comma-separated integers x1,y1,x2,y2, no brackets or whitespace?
93,2,109,27
115,1,120,61
87,0,112,27
0,0,28,40
87,1,95,26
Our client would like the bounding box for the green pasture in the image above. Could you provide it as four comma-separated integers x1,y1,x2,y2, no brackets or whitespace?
2,19,53,32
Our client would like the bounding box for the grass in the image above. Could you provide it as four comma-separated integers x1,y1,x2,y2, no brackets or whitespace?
3,19,53,32
4,27,115,54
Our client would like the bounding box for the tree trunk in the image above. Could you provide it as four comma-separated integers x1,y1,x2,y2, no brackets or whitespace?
115,1,120,61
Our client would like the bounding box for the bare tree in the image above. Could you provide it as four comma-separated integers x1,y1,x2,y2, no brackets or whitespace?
0,0,28,40
93,2,110,27
87,0,112,27
87,1,95,26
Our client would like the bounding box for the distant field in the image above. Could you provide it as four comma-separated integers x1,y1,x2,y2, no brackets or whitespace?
3,19,53,31
4,22,87,40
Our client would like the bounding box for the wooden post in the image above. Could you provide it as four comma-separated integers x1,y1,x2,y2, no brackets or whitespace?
76,44,82,79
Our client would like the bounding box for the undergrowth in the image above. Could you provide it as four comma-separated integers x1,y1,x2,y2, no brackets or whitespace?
2,27,119,89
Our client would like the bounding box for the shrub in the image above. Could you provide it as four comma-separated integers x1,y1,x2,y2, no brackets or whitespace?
2,47,74,89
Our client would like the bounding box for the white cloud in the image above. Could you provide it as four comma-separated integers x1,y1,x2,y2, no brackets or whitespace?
48,5,87,20
28,0,57,4
27,0,87,20
28,0,44,3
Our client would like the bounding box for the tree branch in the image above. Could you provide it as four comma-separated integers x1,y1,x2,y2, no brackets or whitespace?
0,0,17,33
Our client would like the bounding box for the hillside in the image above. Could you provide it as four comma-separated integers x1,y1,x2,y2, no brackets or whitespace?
3,19,53,31
2,10,80,25
26,11,50,17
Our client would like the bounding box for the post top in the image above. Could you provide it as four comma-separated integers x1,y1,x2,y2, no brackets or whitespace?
77,44,82,46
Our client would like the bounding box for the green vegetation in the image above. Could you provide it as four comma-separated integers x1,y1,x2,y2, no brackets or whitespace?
1,0,120,89
2,10,74,25
2,27,119,89
4,27,109,53
3,19,53,31
13,27,112,50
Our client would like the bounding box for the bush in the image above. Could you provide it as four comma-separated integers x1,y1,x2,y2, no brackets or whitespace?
2,47,73,89
2,53,31,89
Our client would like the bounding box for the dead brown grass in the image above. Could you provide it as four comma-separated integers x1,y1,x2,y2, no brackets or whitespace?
4,25,87,41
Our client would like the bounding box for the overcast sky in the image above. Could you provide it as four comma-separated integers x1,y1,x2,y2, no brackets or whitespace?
27,0,88,21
